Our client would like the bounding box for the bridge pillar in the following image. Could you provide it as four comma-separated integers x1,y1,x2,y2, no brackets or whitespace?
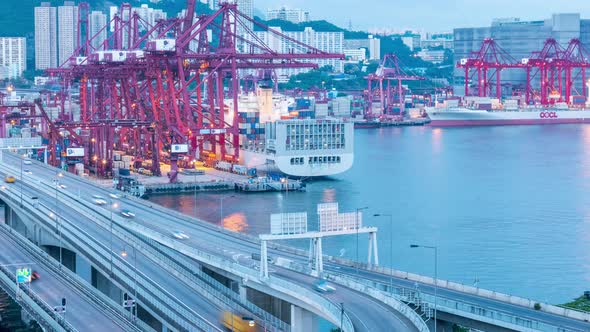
75,253,92,284
290,305,318,332
260,240,268,279
92,266,122,304
314,237,323,276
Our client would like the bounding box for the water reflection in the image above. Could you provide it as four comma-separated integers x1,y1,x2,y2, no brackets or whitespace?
222,212,248,232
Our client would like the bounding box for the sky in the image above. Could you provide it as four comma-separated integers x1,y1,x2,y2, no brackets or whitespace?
253,0,590,32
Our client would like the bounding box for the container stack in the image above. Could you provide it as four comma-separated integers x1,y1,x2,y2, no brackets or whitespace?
330,97,352,117
238,110,265,148
315,101,329,118
74,163,85,176
122,155,133,170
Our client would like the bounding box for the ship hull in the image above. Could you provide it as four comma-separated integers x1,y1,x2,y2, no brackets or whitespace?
427,107,590,127
240,149,353,177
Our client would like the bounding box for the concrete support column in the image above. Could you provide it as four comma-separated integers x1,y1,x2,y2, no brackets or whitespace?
92,266,122,304
315,237,323,276
290,305,318,332
75,253,92,284
368,232,379,266
308,238,314,269
260,240,268,279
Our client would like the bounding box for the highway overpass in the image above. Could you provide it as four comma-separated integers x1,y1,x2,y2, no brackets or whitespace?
1,152,589,332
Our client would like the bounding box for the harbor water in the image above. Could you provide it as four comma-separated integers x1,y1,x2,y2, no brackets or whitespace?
149,124,590,304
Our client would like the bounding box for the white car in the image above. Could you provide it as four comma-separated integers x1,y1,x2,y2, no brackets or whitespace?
58,184,67,189
109,193,120,199
313,280,336,293
93,198,107,205
23,159,32,165
120,209,135,218
24,169,32,175
172,231,189,240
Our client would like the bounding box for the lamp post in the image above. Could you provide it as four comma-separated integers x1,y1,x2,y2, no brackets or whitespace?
410,244,437,332
110,201,118,274
340,302,344,331
20,154,24,207
374,213,393,295
121,244,137,322
219,194,235,225
355,206,368,275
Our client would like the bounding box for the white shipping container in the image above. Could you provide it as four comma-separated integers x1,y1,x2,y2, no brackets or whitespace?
270,212,308,235
318,202,362,232
216,161,232,171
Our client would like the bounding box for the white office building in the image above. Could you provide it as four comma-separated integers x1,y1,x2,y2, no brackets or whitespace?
344,36,381,60
34,2,57,69
58,1,79,66
0,38,26,79
89,11,107,50
417,49,445,63
344,48,366,62
266,6,309,24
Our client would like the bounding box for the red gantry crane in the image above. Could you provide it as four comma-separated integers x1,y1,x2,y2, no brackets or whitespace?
457,38,523,100
42,0,344,182
364,53,425,119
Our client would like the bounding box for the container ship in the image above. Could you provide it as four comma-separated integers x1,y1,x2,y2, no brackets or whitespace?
427,96,590,126
223,88,354,177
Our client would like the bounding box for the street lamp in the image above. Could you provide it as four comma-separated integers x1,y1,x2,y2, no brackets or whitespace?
374,213,393,295
410,244,438,332
219,194,235,225
110,201,119,274
355,206,368,275
121,244,137,322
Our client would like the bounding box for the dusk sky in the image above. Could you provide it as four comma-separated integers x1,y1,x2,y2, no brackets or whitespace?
254,0,590,32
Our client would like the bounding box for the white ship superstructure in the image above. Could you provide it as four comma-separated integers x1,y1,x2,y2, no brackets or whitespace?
241,119,354,177
231,88,354,177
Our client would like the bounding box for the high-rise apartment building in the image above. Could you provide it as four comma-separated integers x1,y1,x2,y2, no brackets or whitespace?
255,27,344,80
454,13,590,95
34,2,57,69
58,1,79,65
0,38,27,79
266,6,309,24
236,0,253,53
368,35,380,60
89,11,107,50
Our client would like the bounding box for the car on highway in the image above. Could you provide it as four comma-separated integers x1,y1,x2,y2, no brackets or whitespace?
23,159,32,165
4,176,15,183
172,230,189,240
251,253,274,264
92,195,107,205
24,169,32,175
109,193,120,199
120,209,135,218
313,279,335,293
31,271,40,282
58,184,67,189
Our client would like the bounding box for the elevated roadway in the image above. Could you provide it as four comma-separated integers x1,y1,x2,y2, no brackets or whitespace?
1,153,420,331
